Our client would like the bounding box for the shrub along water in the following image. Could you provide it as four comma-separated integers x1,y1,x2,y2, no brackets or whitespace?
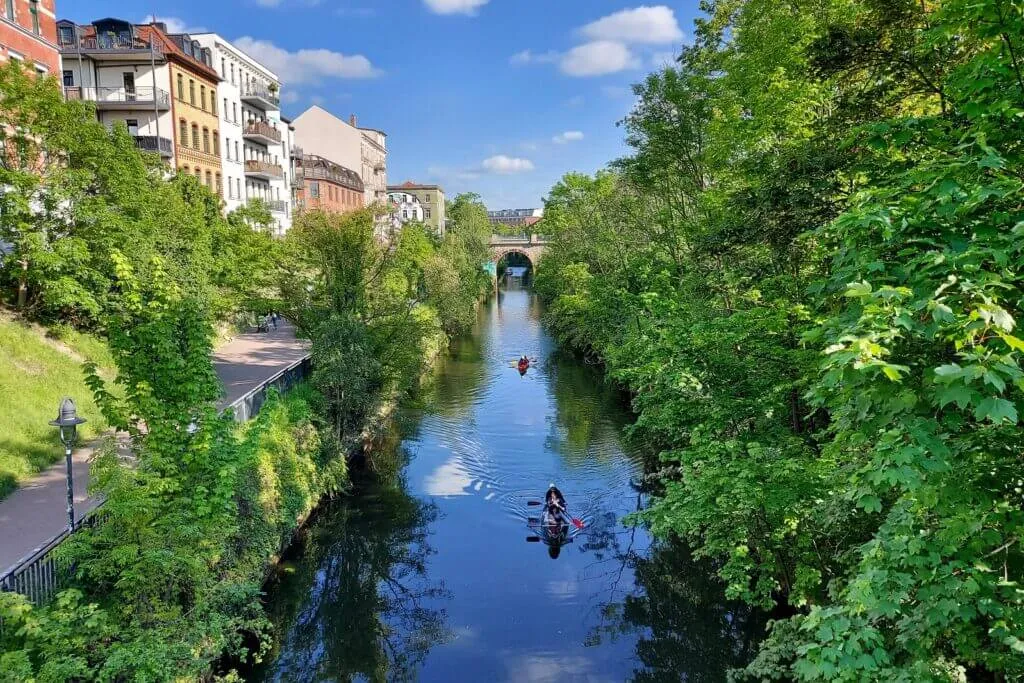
536,1,1023,680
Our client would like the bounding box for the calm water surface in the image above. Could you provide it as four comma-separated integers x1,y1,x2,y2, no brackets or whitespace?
256,288,764,682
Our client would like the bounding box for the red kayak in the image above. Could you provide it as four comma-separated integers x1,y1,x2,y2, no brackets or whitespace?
517,359,530,373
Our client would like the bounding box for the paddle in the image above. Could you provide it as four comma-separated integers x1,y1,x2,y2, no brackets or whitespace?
527,500,585,529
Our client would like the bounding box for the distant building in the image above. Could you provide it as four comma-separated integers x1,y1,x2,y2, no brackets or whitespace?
488,208,543,230
292,106,364,191
0,0,59,75
353,116,387,207
387,191,424,234
292,152,364,215
387,182,445,236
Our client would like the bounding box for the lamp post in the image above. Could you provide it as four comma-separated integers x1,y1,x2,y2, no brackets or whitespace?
49,398,86,532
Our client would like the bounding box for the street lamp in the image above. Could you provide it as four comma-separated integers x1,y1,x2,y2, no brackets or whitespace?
49,398,86,532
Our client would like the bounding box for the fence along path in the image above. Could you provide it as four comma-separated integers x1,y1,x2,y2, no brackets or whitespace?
0,323,310,602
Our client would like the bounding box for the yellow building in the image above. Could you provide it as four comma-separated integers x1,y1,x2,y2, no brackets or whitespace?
143,25,223,196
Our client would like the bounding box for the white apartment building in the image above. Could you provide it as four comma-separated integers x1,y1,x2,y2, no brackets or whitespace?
388,191,424,231
356,121,388,207
57,19,175,164
193,33,293,234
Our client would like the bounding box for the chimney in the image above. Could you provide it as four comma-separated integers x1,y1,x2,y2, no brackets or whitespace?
349,114,357,127
154,22,168,33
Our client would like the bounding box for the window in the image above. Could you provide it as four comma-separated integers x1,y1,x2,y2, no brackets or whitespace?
223,98,228,120
310,181,320,199
62,70,74,87
230,63,235,85
402,210,408,220
213,132,219,155
182,165,189,175
194,168,201,180
191,124,199,150
59,25,74,44
425,193,431,202
216,173,222,195
424,208,432,219
211,97,217,116
179,119,188,144
233,102,238,122
189,80,195,106
235,141,239,160
200,85,206,111
4,0,11,19
29,0,39,34
202,128,210,153
177,74,184,100
126,119,139,136
220,58,225,78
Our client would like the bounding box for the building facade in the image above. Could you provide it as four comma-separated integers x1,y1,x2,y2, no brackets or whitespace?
387,182,446,236
292,153,364,215
57,19,224,197
0,0,59,74
354,118,387,207
488,208,543,230
193,33,293,234
292,106,363,182
58,19,175,163
387,191,424,234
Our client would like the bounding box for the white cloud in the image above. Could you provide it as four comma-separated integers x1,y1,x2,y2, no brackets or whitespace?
580,5,683,45
553,131,584,144
482,155,535,174
424,0,488,15
233,37,380,85
141,15,207,34
510,49,559,66
601,85,631,99
560,41,639,77
281,90,300,104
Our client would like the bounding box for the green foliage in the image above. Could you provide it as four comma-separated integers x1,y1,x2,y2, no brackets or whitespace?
537,0,1024,679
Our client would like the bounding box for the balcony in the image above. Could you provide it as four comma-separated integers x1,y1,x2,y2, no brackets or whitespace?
245,160,284,180
133,135,174,158
64,86,170,110
266,199,288,213
240,84,280,110
59,35,165,61
296,165,364,192
242,120,282,145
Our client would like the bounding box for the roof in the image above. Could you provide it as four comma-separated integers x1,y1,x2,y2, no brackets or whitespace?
388,182,444,192
138,24,220,83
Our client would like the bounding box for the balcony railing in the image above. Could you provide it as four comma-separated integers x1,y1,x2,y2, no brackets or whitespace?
64,86,170,109
294,165,364,192
133,135,174,157
59,35,164,57
240,84,280,109
265,199,288,213
245,160,284,178
243,120,282,144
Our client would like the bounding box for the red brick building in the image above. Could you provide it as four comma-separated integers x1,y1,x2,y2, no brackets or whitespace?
0,0,59,74
292,153,365,215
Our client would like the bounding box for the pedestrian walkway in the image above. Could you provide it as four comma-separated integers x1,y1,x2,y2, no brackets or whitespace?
0,323,310,574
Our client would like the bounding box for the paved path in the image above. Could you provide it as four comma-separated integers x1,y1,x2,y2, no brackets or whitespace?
0,324,310,574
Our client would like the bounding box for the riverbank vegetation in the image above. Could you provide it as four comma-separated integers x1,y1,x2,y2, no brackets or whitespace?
0,59,492,679
536,1,1023,679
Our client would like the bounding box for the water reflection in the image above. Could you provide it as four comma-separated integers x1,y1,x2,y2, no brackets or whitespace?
259,476,452,682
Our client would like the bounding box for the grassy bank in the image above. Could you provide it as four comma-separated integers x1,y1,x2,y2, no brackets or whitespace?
0,315,115,499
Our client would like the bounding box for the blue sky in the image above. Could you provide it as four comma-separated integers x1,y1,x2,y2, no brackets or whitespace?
61,1,699,208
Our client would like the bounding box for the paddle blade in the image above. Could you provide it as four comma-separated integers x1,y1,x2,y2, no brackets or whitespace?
527,500,543,506
526,536,541,542
571,518,585,529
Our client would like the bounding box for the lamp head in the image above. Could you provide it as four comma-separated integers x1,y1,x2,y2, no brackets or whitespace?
50,397,86,446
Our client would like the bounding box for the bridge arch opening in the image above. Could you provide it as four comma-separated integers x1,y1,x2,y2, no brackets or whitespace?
496,249,534,286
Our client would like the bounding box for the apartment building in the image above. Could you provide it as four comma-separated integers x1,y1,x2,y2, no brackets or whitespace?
58,19,175,163
387,182,446,236
192,33,293,234
292,153,364,215
352,116,387,207
388,191,424,234
487,207,543,230
0,0,58,73
58,19,224,196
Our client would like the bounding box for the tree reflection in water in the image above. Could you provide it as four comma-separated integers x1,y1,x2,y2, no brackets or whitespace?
581,494,767,682
258,474,452,682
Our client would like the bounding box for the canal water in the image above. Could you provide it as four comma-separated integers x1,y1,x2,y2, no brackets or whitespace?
255,288,765,682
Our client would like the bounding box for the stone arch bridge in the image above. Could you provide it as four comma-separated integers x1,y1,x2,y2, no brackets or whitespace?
488,234,549,267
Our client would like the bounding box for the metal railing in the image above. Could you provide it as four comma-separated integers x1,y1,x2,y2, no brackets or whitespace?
245,160,284,178
133,135,174,156
0,356,311,605
60,35,164,56
240,83,281,108
295,165,364,191
265,199,288,213
243,120,282,143
64,86,170,108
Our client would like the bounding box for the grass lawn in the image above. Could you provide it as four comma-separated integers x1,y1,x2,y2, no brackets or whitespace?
0,317,115,499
